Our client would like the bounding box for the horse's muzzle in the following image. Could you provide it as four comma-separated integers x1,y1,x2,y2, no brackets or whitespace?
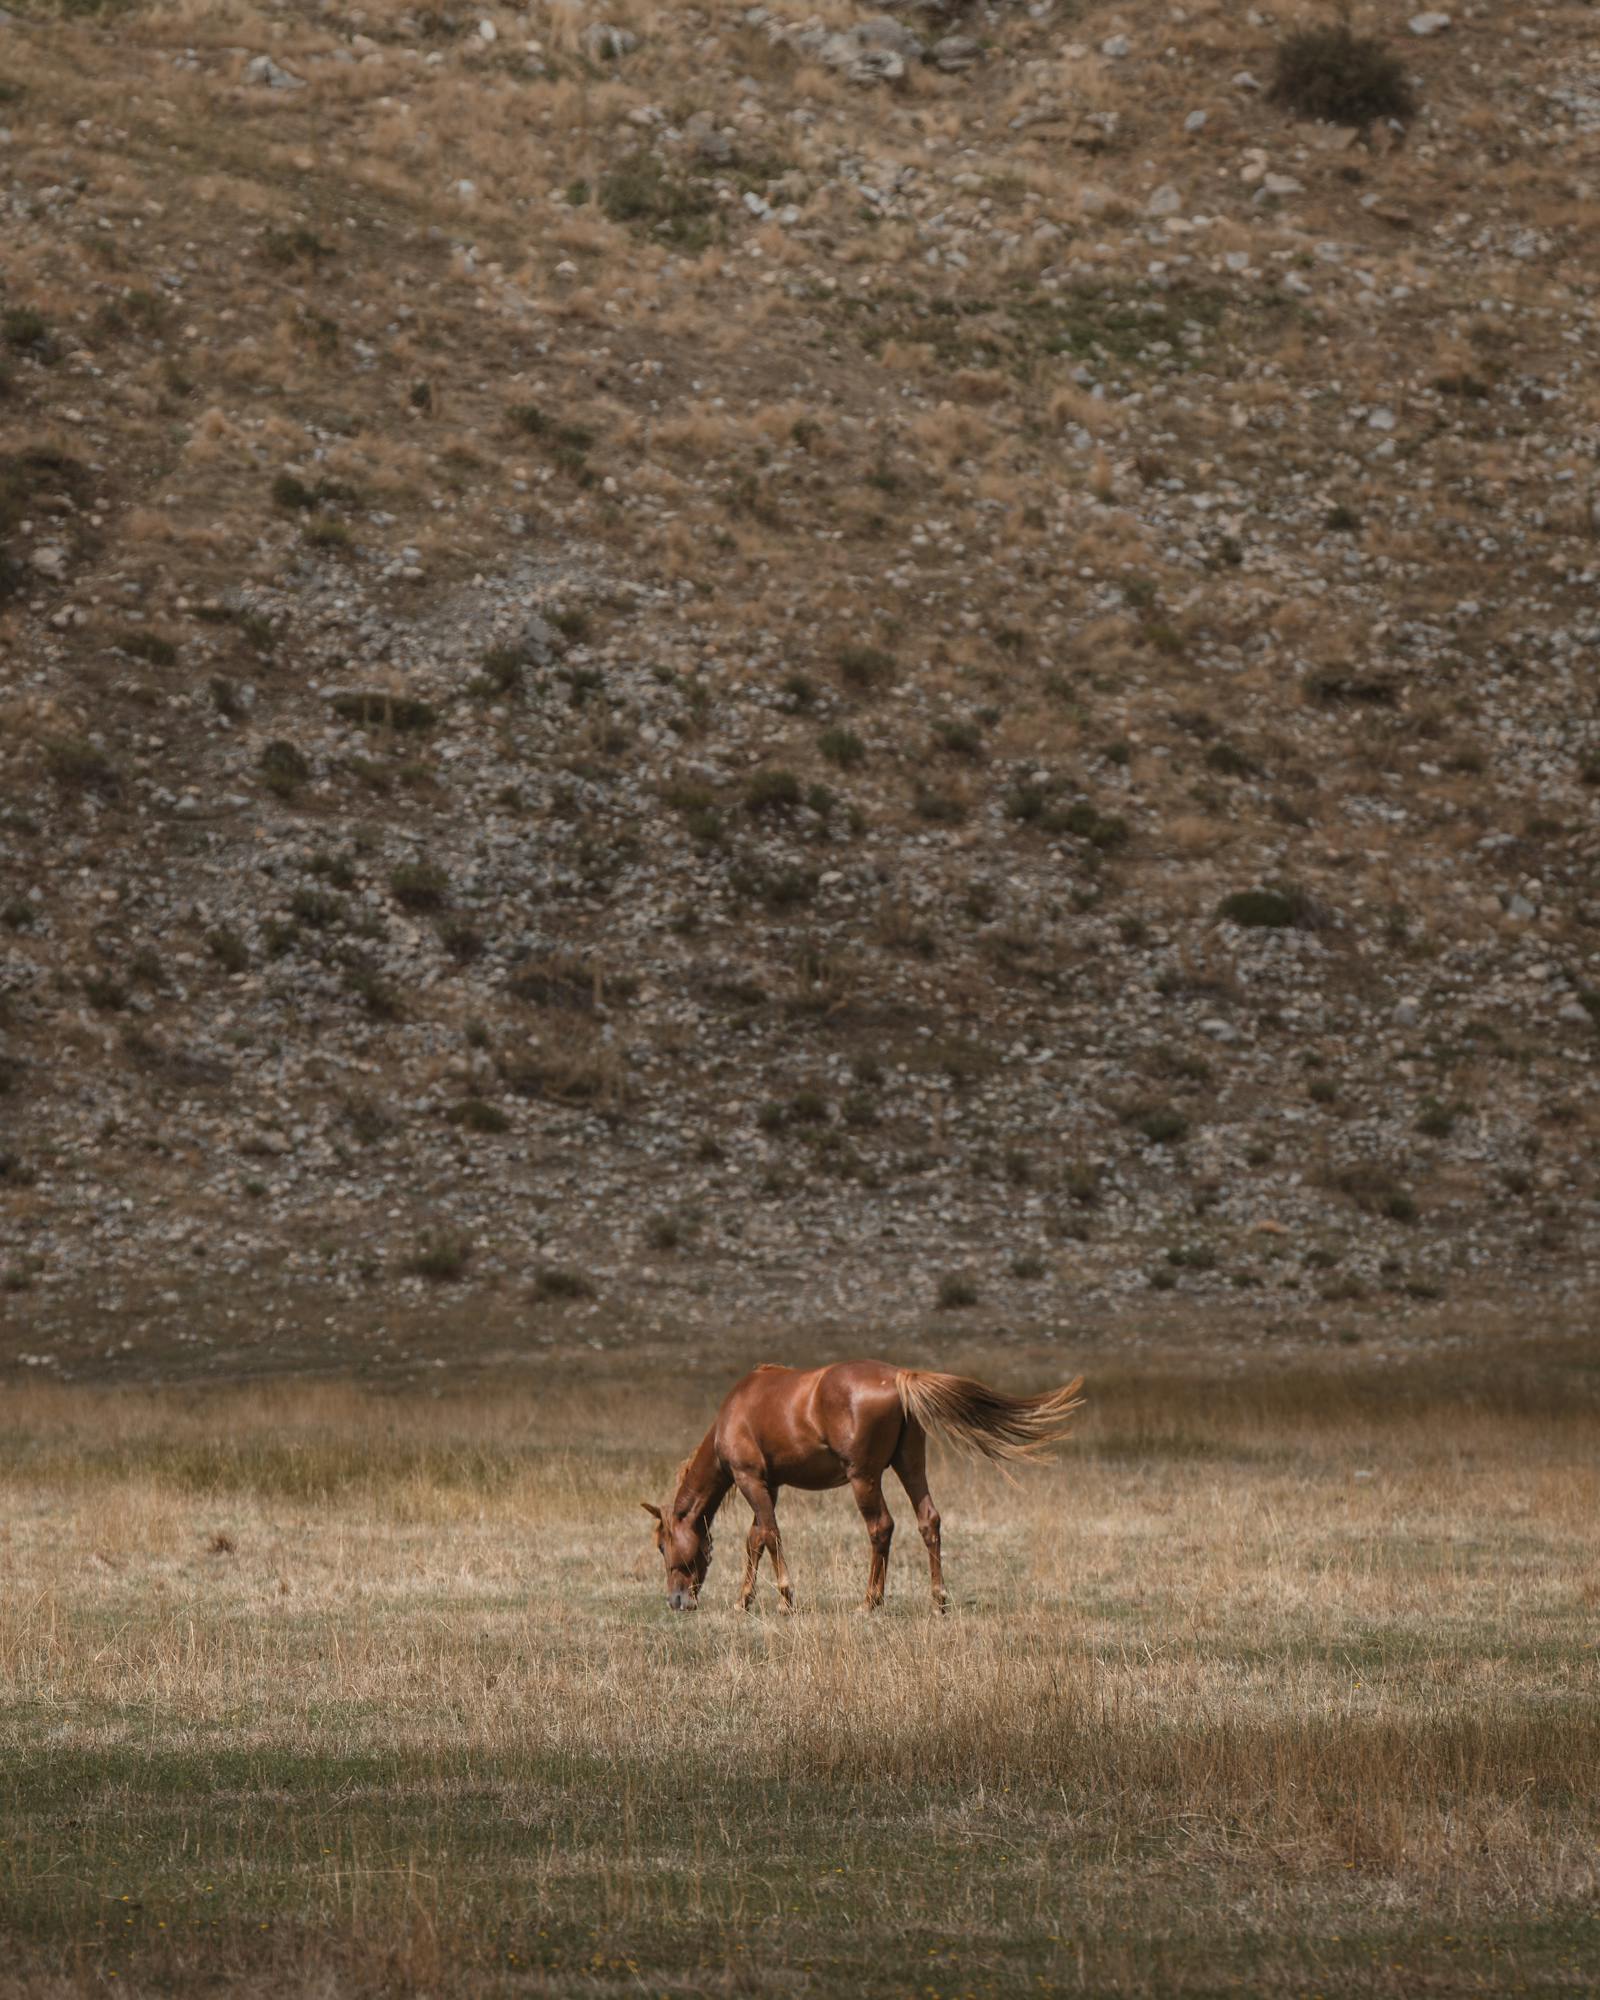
667,1589,698,1613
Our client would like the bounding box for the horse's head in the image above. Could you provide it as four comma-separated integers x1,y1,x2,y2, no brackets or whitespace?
641,1500,711,1612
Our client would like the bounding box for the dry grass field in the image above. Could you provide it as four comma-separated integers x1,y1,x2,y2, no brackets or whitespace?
3,1343,1598,1997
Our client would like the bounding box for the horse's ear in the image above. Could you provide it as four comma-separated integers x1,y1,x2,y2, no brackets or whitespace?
641,1501,663,1521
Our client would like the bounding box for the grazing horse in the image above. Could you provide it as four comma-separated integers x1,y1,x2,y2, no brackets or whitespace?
642,1360,1084,1613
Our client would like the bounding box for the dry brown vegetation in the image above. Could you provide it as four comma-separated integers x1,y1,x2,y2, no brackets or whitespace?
2,1345,1598,1996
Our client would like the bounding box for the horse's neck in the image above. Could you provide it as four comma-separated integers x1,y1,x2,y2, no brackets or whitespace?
675,1430,731,1524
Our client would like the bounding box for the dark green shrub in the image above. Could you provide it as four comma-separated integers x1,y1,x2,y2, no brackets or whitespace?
405,1232,472,1281
819,727,866,770
1269,24,1415,126
446,1098,510,1133
46,738,120,795
533,1266,595,1301
116,629,178,667
259,740,310,797
330,692,438,732
390,862,449,912
746,768,802,815
1218,887,1306,929
837,645,896,693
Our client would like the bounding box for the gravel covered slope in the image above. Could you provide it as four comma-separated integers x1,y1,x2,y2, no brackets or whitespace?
1,0,1597,1373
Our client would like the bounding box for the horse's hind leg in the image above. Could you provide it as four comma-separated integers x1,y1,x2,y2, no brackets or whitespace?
732,1469,794,1612
891,1423,946,1613
849,1473,894,1611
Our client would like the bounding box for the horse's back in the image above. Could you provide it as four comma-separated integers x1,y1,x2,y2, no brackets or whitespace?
720,1360,905,1483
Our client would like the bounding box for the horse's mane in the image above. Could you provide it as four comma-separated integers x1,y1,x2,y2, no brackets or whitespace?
671,1451,728,1533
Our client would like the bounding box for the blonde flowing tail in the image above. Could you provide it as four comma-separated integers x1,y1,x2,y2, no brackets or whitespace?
895,1370,1086,1466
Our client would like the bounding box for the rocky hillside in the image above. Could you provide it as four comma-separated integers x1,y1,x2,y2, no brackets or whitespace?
2,0,1598,1376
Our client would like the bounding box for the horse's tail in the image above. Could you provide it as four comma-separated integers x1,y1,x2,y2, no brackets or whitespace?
895,1369,1085,1467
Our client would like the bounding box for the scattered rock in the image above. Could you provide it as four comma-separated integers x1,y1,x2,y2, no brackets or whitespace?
242,54,304,90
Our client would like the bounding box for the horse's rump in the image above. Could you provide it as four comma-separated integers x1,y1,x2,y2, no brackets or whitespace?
895,1368,1085,1466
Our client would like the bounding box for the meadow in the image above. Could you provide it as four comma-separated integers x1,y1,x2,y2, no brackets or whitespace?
1,1347,1598,1998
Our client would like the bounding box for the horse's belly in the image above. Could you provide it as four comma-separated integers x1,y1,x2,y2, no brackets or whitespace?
780,1451,849,1492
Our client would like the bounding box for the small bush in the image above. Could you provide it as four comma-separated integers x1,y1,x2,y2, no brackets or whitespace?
933,719,983,760
1306,666,1396,706
819,727,867,770
259,739,310,798
83,973,128,1012
46,738,120,796
1416,1098,1466,1141
115,629,178,668
533,1266,595,1302
345,962,402,1020
1218,887,1307,930
405,1233,472,1282
2,307,51,354
1269,24,1415,127
330,692,438,732
1329,1163,1417,1222
645,1212,686,1252
473,646,525,698
599,158,714,245
345,1096,395,1147
390,861,449,912
446,1097,510,1134
914,785,967,826
303,514,352,552
1126,1105,1189,1146
1204,742,1254,778
289,888,342,930
936,1273,979,1310
271,471,317,511
837,645,896,693
746,768,802,815
440,921,485,964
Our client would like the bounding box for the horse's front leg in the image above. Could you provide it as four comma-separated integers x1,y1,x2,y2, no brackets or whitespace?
849,1473,894,1611
738,1517,765,1611
732,1469,793,1612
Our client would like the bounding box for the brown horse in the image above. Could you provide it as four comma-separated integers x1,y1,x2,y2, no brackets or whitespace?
642,1360,1084,1613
